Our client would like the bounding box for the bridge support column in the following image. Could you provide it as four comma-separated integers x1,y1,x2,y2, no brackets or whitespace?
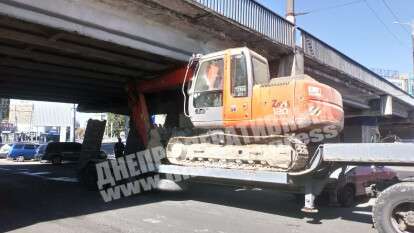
343,117,380,143
277,50,304,77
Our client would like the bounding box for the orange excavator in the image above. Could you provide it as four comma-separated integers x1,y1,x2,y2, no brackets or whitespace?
128,47,344,172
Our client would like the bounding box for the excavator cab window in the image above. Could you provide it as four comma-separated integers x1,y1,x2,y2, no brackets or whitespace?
252,57,270,85
231,54,248,97
193,58,224,108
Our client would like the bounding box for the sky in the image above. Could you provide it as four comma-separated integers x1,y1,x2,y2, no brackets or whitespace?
257,0,414,75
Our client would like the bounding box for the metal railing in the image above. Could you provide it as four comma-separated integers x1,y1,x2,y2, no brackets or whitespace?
301,30,370,81
190,0,294,48
301,29,414,105
188,0,414,105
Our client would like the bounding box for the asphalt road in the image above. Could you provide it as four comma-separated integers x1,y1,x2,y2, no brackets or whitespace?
0,159,408,233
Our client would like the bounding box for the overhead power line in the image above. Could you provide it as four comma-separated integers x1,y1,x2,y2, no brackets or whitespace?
381,0,411,35
300,0,364,14
363,0,408,47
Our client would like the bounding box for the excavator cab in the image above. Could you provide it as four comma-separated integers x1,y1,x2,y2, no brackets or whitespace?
188,47,343,133
188,47,268,128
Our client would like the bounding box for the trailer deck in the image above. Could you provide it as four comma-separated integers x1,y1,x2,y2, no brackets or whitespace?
153,143,414,213
157,164,289,184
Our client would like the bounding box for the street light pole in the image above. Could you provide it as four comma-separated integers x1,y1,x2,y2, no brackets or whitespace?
73,103,76,142
411,20,414,77
394,21,414,88
286,0,295,24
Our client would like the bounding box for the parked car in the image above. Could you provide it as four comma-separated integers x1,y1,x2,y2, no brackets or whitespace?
34,144,47,161
101,142,115,159
0,144,11,158
324,166,398,207
40,142,82,165
7,143,39,161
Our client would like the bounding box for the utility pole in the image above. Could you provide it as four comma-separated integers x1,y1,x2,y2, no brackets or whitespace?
285,0,305,76
73,103,76,142
393,20,414,94
286,0,295,24
411,20,414,77
410,21,414,96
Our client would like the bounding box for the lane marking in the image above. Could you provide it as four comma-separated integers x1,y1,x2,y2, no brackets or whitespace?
1,168,79,183
47,177,78,183
353,211,372,216
28,172,52,176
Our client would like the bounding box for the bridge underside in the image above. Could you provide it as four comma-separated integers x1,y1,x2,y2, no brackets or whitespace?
0,0,294,114
0,14,183,113
0,0,412,124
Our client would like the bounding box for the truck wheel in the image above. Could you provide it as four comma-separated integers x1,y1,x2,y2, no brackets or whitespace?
373,182,414,233
338,185,355,207
51,156,62,165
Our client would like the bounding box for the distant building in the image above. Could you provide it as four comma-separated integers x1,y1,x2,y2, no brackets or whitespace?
8,100,34,132
372,68,414,96
0,98,10,121
7,100,75,142
386,73,414,96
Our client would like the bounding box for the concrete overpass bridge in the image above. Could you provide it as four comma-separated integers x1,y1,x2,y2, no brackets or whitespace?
0,0,413,139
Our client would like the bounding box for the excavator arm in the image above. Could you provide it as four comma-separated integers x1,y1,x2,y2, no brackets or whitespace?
127,67,194,148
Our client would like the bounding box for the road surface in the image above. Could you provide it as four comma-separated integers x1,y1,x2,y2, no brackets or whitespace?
0,159,399,233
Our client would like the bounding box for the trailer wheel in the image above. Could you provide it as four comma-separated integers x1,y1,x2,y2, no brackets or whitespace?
338,184,355,207
373,182,414,233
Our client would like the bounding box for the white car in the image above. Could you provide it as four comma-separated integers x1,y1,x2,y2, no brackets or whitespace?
0,144,11,158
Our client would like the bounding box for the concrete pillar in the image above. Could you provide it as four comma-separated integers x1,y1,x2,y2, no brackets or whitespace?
292,50,304,76
277,51,304,77
343,117,380,143
70,124,74,142
59,126,67,142
277,54,294,77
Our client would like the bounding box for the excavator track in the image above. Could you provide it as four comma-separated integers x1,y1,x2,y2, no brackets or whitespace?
166,132,310,172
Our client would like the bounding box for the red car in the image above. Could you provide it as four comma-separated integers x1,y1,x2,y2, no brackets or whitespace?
324,166,398,207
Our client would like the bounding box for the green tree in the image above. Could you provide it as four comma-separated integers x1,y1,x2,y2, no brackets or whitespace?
106,113,126,138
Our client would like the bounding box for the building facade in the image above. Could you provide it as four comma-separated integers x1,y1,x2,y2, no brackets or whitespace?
373,69,414,96
0,98,10,122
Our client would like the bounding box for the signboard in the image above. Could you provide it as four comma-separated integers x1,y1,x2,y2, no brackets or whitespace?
0,122,16,133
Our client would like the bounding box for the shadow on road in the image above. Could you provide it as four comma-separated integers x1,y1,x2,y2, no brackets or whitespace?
0,161,373,232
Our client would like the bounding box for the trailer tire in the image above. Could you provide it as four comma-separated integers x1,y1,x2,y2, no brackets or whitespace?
373,182,414,233
338,184,355,207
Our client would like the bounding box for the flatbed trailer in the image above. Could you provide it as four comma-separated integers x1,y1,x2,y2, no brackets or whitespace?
153,143,414,233
78,141,414,233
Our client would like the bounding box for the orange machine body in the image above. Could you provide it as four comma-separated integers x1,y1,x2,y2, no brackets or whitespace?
129,47,344,147
222,74,344,133
217,49,343,133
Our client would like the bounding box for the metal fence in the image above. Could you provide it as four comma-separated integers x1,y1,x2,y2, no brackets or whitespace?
189,0,414,105
191,0,294,47
301,30,414,105
302,30,372,81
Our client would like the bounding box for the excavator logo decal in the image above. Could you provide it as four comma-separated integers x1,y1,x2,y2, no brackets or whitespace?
272,100,289,116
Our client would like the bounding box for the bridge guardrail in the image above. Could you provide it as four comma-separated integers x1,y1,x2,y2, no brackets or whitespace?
300,29,414,105
191,0,294,48
189,0,414,105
